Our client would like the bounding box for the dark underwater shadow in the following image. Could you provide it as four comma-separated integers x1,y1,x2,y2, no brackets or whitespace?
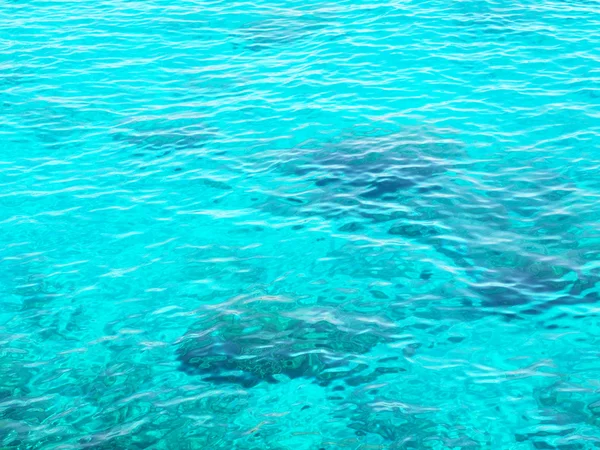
253,125,600,320
254,126,467,225
175,296,401,388
110,116,218,159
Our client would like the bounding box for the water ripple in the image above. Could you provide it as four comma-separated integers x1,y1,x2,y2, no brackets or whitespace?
2,0,600,447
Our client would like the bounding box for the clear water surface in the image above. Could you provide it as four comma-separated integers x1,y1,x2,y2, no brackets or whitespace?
1,0,600,448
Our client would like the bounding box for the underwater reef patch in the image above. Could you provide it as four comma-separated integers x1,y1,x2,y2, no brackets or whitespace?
176,304,396,388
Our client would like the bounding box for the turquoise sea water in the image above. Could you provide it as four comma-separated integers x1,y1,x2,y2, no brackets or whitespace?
2,0,600,448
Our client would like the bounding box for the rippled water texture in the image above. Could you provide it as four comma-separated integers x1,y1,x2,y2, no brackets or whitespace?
2,0,600,448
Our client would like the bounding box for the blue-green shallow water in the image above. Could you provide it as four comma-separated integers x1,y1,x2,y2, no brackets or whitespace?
2,0,600,448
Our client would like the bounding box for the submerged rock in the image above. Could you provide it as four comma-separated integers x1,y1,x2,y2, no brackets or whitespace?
253,129,465,224
439,242,600,314
176,307,394,387
287,132,464,200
